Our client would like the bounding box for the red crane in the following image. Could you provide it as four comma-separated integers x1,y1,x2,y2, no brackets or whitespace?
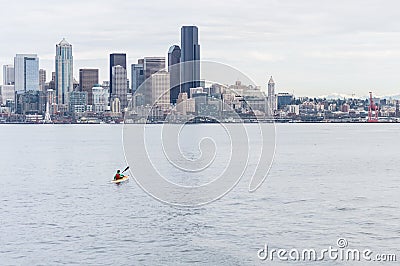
368,92,379,122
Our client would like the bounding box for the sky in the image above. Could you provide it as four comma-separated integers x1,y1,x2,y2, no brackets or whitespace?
1,0,400,97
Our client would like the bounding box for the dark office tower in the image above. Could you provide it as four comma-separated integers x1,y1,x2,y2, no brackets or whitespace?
109,53,126,100
180,26,200,95
79,69,99,105
168,45,181,104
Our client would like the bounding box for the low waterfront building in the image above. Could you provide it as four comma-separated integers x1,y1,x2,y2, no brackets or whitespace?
111,98,121,113
15,90,46,115
288,105,300,115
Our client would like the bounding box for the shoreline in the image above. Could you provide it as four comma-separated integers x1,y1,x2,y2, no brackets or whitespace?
1,121,399,125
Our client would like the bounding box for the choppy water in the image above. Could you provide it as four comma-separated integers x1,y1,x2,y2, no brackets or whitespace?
0,124,399,265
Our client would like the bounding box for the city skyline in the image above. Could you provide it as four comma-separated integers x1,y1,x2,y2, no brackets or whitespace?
1,0,400,97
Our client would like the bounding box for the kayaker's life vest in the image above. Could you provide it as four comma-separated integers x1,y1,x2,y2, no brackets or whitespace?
115,173,121,180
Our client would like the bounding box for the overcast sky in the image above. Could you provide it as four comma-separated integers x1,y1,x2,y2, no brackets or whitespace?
1,0,400,97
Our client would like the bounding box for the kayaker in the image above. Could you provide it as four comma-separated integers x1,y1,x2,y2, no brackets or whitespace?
114,170,125,180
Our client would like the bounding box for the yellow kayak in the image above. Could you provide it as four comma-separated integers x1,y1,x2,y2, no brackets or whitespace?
111,176,129,184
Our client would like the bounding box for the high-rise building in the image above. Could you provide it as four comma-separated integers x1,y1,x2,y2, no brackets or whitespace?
55,38,73,105
14,54,39,92
111,65,127,109
151,70,170,111
144,57,165,79
143,57,165,105
0,85,15,105
268,76,275,97
15,90,46,115
110,53,126,101
3,65,15,85
92,85,108,113
39,69,46,91
168,45,181,104
79,69,99,105
181,26,200,95
267,76,276,113
46,89,56,115
131,63,144,94
45,71,56,92
276,92,293,110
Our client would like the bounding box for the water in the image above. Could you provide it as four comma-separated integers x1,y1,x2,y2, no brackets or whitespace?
0,124,399,265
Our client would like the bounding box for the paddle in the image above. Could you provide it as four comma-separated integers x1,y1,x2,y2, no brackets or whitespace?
122,166,130,173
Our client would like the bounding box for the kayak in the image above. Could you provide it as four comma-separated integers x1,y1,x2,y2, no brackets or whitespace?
111,176,129,184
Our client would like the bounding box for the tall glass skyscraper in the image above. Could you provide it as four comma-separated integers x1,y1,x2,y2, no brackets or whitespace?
109,53,126,101
181,26,200,95
168,45,181,104
55,38,73,105
14,54,39,92
131,63,144,94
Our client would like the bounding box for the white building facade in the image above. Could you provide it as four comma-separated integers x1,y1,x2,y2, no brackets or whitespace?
14,54,39,92
3,65,15,85
151,71,170,111
92,86,108,113
111,65,127,109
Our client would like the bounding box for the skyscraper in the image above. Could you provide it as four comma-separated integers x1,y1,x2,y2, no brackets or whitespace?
39,69,46,91
168,45,181,104
55,38,73,105
79,69,99,105
143,57,165,105
151,70,170,111
268,76,275,98
111,65,127,109
268,76,276,113
92,85,108,113
131,63,144,94
181,26,200,95
144,57,165,79
109,53,126,101
3,65,15,85
14,54,39,92
0,85,15,105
